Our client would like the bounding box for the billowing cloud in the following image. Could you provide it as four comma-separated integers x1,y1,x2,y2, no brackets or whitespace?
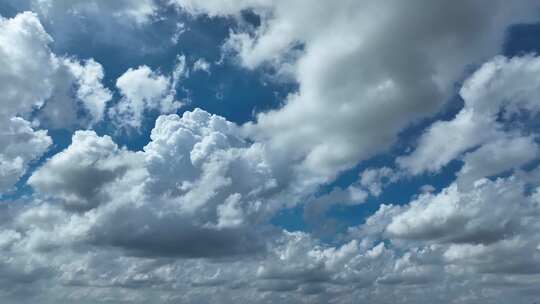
0,12,111,193
0,11,55,119
399,55,540,175
172,0,540,182
28,131,140,212
110,57,186,130
25,109,282,259
38,57,112,129
0,12,112,129
0,118,51,194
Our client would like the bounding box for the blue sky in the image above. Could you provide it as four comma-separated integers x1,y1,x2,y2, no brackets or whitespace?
2,1,540,303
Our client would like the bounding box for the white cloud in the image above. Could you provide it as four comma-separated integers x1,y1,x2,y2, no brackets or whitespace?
0,11,113,193
399,55,540,175
15,109,535,302
0,118,52,193
3,3,540,304
0,11,55,119
64,58,112,124
192,58,211,74
0,12,108,193
38,58,112,129
28,131,141,212
110,59,186,129
397,108,500,174
386,178,525,244
188,0,540,183
456,135,539,189
360,167,401,197
0,12,111,129
26,109,281,258
171,22,186,44
7,165,540,303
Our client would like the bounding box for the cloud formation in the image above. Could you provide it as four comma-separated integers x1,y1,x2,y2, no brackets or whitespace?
0,12,110,193
1,2,540,304
110,61,185,130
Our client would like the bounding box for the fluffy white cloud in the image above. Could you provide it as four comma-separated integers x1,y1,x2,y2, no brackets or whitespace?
192,58,211,73
0,11,55,119
456,135,539,189
0,12,112,193
38,58,112,129
397,108,499,174
16,105,539,302
25,109,282,259
0,118,52,193
360,167,401,197
399,55,540,175
8,156,540,304
175,0,540,183
28,131,141,212
0,12,112,128
386,178,525,244
110,58,186,129
3,2,540,304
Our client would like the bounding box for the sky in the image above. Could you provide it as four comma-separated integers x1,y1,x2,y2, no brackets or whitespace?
1,1,540,303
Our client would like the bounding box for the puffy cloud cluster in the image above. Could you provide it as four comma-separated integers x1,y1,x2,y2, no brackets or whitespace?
0,12,111,128
110,58,186,130
0,12,111,194
37,57,112,129
2,1,540,304
28,131,139,212
7,167,540,303
5,101,540,303
399,55,540,181
0,118,51,194
22,109,285,259
172,0,540,181
0,12,55,192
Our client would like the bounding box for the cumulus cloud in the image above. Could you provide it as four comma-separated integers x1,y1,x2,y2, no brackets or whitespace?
0,118,51,194
110,57,186,130
28,131,140,212
192,58,211,73
24,109,283,259
3,2,540,304
386,178,525,244
399,55,540,176
8,160,540,304
360,167,401,197
0,12,110,193
0,11,55,118
38,57,112,129
456,135,539,189
175,0,540,183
